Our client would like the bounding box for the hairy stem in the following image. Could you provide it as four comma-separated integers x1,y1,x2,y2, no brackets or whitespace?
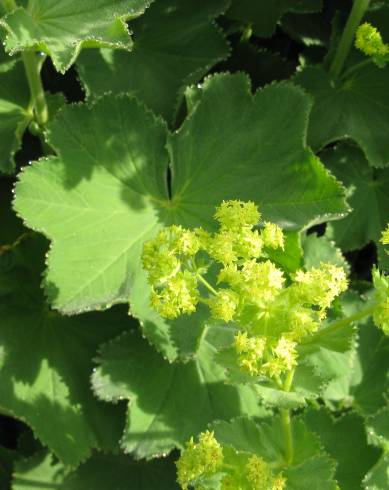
22,51,49,126
329,0,371,80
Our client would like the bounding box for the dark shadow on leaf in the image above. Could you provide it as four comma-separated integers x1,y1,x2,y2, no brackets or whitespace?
94,330,257,456
0,237,137,464
46,94,169,219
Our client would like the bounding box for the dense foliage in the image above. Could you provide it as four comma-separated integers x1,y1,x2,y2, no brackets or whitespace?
1,0,389,489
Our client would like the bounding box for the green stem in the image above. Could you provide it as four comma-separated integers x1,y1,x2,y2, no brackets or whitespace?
2,0,49,126
22,50,48,126
340,57,373,80
196,273,218,296
283,367,295,393
280,367,295,466
329,0,371,80
306,303,377,342
281,409,293,466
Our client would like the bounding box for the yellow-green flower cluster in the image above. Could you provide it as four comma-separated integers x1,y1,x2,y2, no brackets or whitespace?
209,289,239,322
235,332,298,378
214,200,260,231
355,22,389,66
235,331,267,375
293,263,348,318
381,224,389,246
261,222,285,250
142,225,203,319
142,200,348,381
246,455,286,490
176,431,223,490
371,226,389,336
150,270,199,319
219,260,285,304
372,269,389,335
176,431,286,490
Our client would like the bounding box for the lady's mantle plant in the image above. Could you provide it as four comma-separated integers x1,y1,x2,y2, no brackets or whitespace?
1,0,389,489
143,201,389,489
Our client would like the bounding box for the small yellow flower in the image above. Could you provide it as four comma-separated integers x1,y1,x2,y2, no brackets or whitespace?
214,200,260,231
380,224,389,246
207,230,238,265
273,336,298,371
151,270,199,319
234,332,266,376
272,473,287,490
241,260,285,303
209,289,239,322
355,23,389,58
261,222,284,250
294,263,348,316
176,431,223,489
246,455,273,490
372,268,389,335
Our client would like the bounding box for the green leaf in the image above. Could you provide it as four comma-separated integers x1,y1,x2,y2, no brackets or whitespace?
168,74,347,229
363,454,389,490
13,451,67,490
14,75,348,357
305,293,378,409
212,416,337,489
0,235,132,467
366,406,389,455
378,243,389,274
0,445,18,490
0,177,25,246
302,231,349,272
216,342,325,409
257,363,325,409
364,406,389,490
0,51,31,174
217,44,295,90
266,231,303,274
227,0,322,38
298,291,367,408
304,408,381,490
321,143,389,251
130,273,209,361
92,327,264,459
15,94,169,315
0,0,151,73
294,63,389,168
281,10,330,47
77,0,230,122
12,450,179,489
351,320,389,416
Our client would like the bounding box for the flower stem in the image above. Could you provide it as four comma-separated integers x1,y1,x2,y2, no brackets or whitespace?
283,367,295,393
2,0,49,126
281,367,295,466
22,50,49,126
281,409,293,466
306,303,377,342
196,273,218,296
340,57,373,80
329,0,371,80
